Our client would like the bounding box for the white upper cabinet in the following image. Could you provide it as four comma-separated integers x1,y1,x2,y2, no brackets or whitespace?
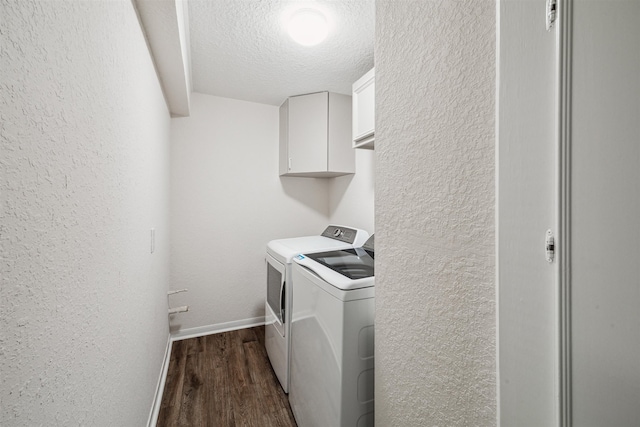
279,92,355,177
352,68,375,149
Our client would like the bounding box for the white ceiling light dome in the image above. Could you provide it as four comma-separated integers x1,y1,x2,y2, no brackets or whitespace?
287,8,329,46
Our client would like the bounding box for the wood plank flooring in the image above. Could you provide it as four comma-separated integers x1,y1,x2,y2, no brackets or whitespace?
157,326,297,427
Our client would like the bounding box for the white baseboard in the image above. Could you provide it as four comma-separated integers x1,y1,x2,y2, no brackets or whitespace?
147,335,172,427
170,316,265,342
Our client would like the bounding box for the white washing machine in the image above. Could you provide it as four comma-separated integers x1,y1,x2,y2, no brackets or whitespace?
265,226,369,394
290,235,375,427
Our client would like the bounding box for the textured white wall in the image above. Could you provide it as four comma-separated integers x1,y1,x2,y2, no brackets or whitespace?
329,149,375,234
0,1,171,425
169,92,331,331
375,1,496,425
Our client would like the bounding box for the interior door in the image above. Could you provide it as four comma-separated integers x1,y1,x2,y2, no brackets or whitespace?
498,1,558,425
570,1,640,424
500,1,640,425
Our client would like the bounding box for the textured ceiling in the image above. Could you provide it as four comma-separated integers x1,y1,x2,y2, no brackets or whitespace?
188,0,374,106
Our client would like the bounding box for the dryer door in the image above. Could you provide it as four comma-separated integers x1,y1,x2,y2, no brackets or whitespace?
266,253,286,337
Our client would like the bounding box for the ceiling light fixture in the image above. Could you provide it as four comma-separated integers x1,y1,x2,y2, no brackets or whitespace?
287,8,329,46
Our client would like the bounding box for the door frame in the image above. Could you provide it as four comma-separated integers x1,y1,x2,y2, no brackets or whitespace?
556,0,572,425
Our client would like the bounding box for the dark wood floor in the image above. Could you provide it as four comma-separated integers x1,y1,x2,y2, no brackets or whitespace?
157,326,297,427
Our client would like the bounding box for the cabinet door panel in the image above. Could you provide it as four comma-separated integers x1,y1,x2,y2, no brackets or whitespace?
352,69,375,145
288,92,328,174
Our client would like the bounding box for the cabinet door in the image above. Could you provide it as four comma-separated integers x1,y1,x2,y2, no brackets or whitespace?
352,68,375,148
288,92,328,174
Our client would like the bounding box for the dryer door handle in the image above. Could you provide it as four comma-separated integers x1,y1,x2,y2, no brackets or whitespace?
280,280,286,324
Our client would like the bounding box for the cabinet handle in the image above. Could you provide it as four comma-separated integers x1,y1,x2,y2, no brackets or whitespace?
288,158,292,171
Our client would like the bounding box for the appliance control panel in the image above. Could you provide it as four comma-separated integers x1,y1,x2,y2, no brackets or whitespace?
321,225,358,244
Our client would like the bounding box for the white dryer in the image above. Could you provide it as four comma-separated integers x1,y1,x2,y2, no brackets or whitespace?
290,235,375,427
265,226,369,394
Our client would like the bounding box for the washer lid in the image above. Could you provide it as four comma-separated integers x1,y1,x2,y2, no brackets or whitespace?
266,226,370,264
267,236,355,264
293,249,375,291
305,248,374,280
